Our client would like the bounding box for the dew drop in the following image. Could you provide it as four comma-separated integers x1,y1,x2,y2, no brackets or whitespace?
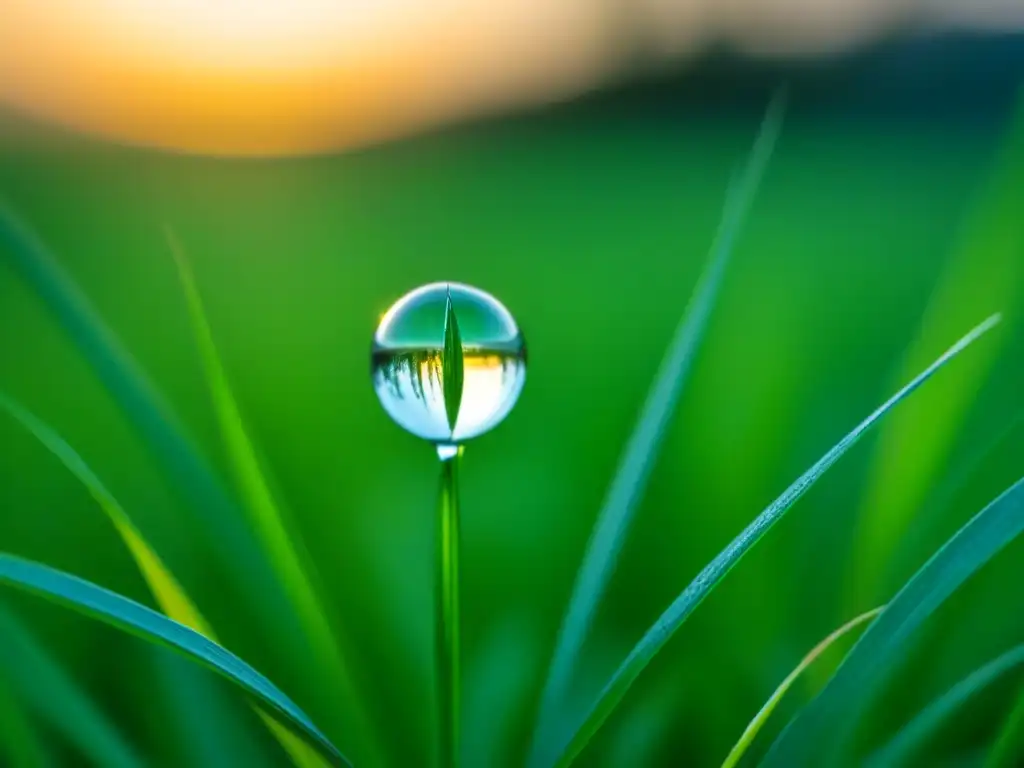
371,282,526,444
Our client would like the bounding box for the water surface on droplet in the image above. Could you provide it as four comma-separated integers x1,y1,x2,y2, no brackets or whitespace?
371,282,526,443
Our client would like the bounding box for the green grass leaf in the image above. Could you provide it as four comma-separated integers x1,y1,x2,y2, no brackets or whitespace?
720,606,883,768
443,285,464,435
866,644,1024,768
0,390,209,631
166,230,382,767
0,390,332,768
528,90,786,768
436,448,463,767
0,604,142,768
846,96,1024,613
0,555,349,768
546,313,1000,768
761,474,1024,767
0,205,307,669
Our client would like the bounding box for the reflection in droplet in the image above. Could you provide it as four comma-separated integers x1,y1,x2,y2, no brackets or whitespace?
371,282,526,443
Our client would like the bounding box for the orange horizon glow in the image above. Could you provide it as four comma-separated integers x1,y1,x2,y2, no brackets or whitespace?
0,0,610,156
1,0,1021,157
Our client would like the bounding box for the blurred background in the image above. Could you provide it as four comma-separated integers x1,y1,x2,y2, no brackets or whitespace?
1,1,1023,766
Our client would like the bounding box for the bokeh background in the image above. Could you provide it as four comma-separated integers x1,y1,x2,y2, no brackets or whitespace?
1,2,1024,766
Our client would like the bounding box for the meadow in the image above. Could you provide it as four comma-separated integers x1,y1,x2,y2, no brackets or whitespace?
1,57,1023,766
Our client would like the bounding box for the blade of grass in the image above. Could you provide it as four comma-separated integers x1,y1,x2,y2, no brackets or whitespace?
761,474,1024,767
166,230,382,766
0,390,206,629
0,390,332,768
866,644,1024,768
0,204,321,711
527,89,786,768
0,668,50,768
847,96,1024,612
982,422,1024,768
437,287,465,768
0,604,142,768
0,554,348,767
442,285,464,436
436,447,463,768
546,314,1001,768
721,606,883,768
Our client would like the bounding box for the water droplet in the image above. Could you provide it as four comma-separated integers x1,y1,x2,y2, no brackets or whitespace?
371,282,526,444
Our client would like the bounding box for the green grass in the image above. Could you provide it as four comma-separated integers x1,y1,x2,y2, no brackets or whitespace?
0,554,346,765
0,83,1022,767
436,448,464,768
761,475,1024,766
168,228,381,766
528,91,785,768
867,643,1024,767
547,314,1001,767
721,606,883,768
0,605,141,768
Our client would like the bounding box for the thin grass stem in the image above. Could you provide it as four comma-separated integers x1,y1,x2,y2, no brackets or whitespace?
437,446,462,768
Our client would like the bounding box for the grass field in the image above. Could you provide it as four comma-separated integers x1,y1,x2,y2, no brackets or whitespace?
1,62,1023,766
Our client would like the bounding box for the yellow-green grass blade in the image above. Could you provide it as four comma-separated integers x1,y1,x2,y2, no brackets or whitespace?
0,667,49,768
0,554,349,767
167,230,382,767
0,391,332,768
866,644,1024,768
0,604,142,768
528,90,786,768
848,98,1024,611
548,315,1000,768
0,205,308,677
720,606,882,768
0,390,206,630
761,475,1024,767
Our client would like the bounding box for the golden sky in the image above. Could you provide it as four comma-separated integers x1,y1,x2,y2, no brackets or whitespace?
1,0,1021,156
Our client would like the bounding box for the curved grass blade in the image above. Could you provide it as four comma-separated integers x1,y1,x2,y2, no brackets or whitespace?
527,90,786,768
442,284,465,435
0,390,332,768
166,231,381,766
0,555,349,767
0,205,318,694
547,314,1000,768
865,644,1024,768
0,604,142,768
721,606,883,768
761,474,1024,767
0,390,206,630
